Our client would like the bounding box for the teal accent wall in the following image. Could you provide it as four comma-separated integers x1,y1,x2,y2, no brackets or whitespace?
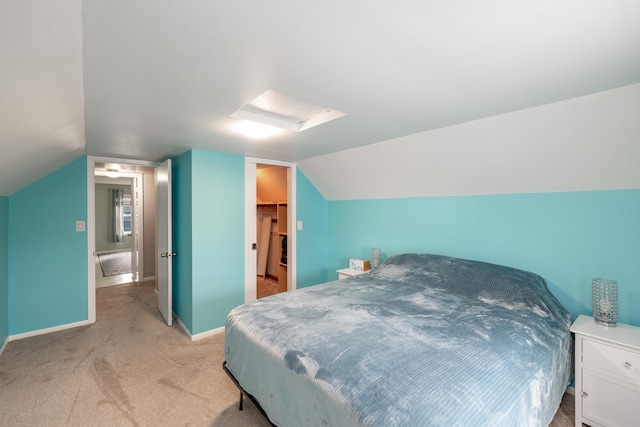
295,169,329,287
172,150,245,335
191,150,244,334
328,190,640,326
172,151,193,332
0,197,8,346
8,157,88,335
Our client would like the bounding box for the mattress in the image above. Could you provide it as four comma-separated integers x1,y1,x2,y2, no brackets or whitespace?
224,253,572,426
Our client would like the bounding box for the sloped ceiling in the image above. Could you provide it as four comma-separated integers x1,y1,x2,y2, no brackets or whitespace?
1,0,640,196
0,0,84,196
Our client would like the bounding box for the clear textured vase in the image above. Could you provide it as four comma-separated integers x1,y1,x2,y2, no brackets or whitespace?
592,278,618,327
371,248,381,269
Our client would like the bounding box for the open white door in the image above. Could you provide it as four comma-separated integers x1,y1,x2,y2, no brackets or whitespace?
156,159,173,325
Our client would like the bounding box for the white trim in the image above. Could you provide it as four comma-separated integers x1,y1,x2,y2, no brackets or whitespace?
565,385,575,396
245,156,297,169
90,156,158,168
175,315,224,341
191,326,224,341
0,337,8,358
8,320,91,341
132,173,144,282
244,157,297,304
93,170,144,283
87,157,96,323
287,164,297,293
244,159,257,303
175,317,190,338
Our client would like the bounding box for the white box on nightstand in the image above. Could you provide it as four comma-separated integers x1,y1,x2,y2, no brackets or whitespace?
336,268,370,280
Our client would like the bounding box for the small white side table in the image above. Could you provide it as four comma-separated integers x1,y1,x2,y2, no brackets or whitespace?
570,314,640,427
336,268,370,280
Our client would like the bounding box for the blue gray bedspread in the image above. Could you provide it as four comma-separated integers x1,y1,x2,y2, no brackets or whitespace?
225,253,572,426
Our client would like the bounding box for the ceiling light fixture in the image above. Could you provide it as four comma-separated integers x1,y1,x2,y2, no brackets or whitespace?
105,169,120,178
231,90,346,135
235,121,283,139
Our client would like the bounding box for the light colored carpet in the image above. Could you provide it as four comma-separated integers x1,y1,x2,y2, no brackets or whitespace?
0,282,268,426
0,281,576,426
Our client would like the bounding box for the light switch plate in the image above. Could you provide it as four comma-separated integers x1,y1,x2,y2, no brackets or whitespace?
297,221,303,231
76,220,85,232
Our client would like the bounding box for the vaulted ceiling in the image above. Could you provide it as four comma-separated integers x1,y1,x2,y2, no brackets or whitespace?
2,1,639,195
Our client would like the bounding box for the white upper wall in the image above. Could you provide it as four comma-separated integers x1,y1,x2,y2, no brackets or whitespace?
298,84,640,200
2,2,639,196
0,0,85,196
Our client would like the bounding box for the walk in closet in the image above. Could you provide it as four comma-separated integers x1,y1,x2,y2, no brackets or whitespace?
256,202,287,292
256,164,288,298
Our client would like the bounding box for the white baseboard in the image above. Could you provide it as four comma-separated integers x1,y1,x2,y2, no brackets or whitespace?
175,317,191,339
140,276,155,283
565,385,575,395
8,319,92,342
191,326,224,341
175,317,223,341
0,336,8,358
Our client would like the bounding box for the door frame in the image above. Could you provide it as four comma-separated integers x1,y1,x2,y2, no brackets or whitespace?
93,171,143,282
244,157,296,303
86,156,159,323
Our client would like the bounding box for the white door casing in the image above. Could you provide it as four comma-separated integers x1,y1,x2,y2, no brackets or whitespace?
156,159,173,325
92,172,143,282
244,157,296,303
131,174,143,282
245,162,257,303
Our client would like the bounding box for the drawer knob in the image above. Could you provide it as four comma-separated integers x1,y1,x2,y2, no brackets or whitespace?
624,362,632,369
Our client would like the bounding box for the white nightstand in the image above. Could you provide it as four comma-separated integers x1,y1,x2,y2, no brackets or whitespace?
570,314,640,427
336,268,370,280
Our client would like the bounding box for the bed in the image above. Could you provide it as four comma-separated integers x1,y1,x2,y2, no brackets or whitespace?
223,253,572,426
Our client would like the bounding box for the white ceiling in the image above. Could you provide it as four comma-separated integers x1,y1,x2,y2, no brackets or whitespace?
1,0,639,196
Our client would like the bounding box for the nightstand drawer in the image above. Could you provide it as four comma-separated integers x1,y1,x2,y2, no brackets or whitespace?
583,338,640,381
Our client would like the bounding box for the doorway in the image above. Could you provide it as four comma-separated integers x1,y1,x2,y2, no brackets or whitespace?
93,172,139,288
87,157,160,323
256,164,288,298
244,157,296,303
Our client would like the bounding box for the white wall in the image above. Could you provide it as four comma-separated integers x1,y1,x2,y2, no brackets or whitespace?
298,84,640,200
